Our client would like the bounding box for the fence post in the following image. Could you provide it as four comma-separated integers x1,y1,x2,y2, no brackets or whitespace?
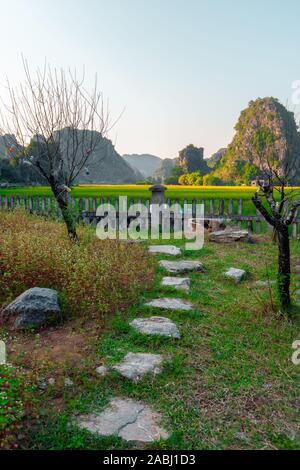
237,199,243,228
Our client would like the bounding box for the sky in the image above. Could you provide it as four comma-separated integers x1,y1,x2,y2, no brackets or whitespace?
0,0,300,159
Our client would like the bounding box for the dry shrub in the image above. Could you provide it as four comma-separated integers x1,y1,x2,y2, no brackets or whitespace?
0,209,154,319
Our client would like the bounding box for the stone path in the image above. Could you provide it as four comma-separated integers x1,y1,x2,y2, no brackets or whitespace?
75,397,169,443
159,259,204,274
161,276,190,292
145,297,193,311
112,352,163,382
148,245,181,256
73,242,253,445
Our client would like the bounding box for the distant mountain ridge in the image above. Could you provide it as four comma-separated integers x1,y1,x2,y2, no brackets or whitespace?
123,154,162,178
0,130,143,184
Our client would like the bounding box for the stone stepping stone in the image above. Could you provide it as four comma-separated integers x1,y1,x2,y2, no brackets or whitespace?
161,276,190,292
130,316,180,338
209,229,250,243
145,297,193,311
149,245,181,256
224,267,246,283
159,260,204,274
75,397,169,443
112,352,163,382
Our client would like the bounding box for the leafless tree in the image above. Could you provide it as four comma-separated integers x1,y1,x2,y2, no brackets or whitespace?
252,125,300,313
0,58,112,242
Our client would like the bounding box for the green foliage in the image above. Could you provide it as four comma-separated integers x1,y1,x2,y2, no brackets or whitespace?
164,165,183,185
178,171,203,185
251,127,275,154
0,366,24,434
202,174,224,186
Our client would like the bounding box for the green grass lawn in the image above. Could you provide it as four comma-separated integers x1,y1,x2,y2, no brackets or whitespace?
3,228,299,450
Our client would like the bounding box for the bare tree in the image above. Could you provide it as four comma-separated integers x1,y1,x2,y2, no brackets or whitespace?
251,118,300,312
253,178,299,312
0,59,111,242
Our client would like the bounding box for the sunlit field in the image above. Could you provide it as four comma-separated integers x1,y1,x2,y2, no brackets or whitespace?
1,184,299,201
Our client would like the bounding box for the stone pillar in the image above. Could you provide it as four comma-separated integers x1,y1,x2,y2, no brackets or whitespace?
149,184,167,205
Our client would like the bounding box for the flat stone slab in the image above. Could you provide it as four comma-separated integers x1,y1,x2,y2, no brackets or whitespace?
149,245,181,256
161,277,190,292
130,316,180,338
145,297,193,311
75,397,169,443
159,260,204,274
209,229,250,243
112,352,163,382
224,267,246,283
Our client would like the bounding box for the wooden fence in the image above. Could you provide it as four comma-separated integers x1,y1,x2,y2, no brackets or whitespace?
0,195,299,237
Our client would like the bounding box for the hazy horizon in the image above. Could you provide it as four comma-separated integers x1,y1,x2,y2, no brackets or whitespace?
0,0,300,159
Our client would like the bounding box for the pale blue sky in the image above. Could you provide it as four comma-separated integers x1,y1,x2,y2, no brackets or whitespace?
0,0,299,158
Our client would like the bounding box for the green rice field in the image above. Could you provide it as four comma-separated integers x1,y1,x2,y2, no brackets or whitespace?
1,184,299,201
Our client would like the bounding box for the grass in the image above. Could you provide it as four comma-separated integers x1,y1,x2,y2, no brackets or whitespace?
1,215,299,450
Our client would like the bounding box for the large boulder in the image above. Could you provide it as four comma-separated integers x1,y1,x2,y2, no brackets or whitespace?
2,287,61,329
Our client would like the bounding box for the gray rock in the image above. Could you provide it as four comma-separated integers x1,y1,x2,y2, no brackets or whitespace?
38,381,47,391
145,297,193,311
209,229,250,243
161,277,190,292
75,397,169,442
159,260,204,274
112,352,163,382
235,431,249,443
64,378,74,386
130,316,180,338
2,287,61,330
224,268,246,283
95,366,108,377
149,245,181,256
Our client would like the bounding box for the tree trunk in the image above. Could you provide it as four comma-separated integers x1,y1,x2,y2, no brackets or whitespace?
277,224,291,311
51,183,79,243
